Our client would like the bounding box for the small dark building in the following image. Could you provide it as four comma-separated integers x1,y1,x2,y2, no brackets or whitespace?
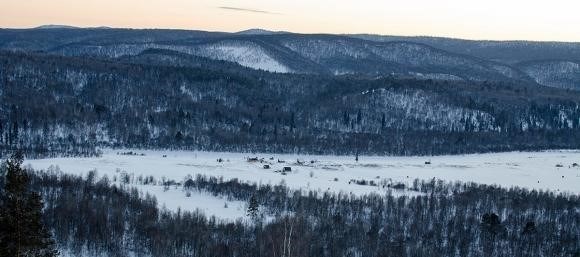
283,167,292,172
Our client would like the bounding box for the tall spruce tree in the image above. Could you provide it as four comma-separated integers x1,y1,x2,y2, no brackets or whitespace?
247,195,259,221
0,152,57,257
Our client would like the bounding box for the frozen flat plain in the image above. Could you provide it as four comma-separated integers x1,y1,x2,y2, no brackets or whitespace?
24,149,580,220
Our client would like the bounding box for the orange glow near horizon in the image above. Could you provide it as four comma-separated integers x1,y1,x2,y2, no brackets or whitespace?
1,0,580,42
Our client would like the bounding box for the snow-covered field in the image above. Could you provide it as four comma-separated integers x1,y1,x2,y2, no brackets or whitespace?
24,149,580,221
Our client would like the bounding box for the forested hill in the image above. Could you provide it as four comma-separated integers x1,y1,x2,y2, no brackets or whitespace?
1,27,580,89
1,50,580,157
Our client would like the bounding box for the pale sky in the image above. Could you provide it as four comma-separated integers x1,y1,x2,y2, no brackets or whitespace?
1,0,580,42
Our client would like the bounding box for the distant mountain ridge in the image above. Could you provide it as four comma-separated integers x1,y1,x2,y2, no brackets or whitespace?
0,27,579,89
236,28,289,35
33,24,80,29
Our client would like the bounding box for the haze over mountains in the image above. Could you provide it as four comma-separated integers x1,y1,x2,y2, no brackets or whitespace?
1,26,579,89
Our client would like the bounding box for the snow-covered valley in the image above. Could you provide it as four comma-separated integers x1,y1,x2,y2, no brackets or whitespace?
24,149,580,221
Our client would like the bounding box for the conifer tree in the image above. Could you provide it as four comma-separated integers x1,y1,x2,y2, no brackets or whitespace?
247,195,259,221
0,152,58,257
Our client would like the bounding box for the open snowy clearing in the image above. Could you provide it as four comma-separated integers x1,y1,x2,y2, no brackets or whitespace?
132,184,248,221
24,149,580,221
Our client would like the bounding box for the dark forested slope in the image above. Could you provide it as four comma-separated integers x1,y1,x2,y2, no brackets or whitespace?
26,169,580,257
1,51,580,156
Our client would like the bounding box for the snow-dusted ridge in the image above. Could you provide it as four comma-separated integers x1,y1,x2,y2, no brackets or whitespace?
4,27,580,87
193,41,292,73
518,60,580,90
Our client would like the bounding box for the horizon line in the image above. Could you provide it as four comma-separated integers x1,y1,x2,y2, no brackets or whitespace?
2,24,580,44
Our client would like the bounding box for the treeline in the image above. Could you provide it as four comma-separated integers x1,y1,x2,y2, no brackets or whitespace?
23,168,580,257
2,50,580,157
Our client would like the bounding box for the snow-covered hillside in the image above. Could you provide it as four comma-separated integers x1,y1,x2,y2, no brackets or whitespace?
43,33,528,80
281,38,523,80
6,27,580,88
190,41,292,73
25,150,580,221
53,40,293,73
519,60,580,90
